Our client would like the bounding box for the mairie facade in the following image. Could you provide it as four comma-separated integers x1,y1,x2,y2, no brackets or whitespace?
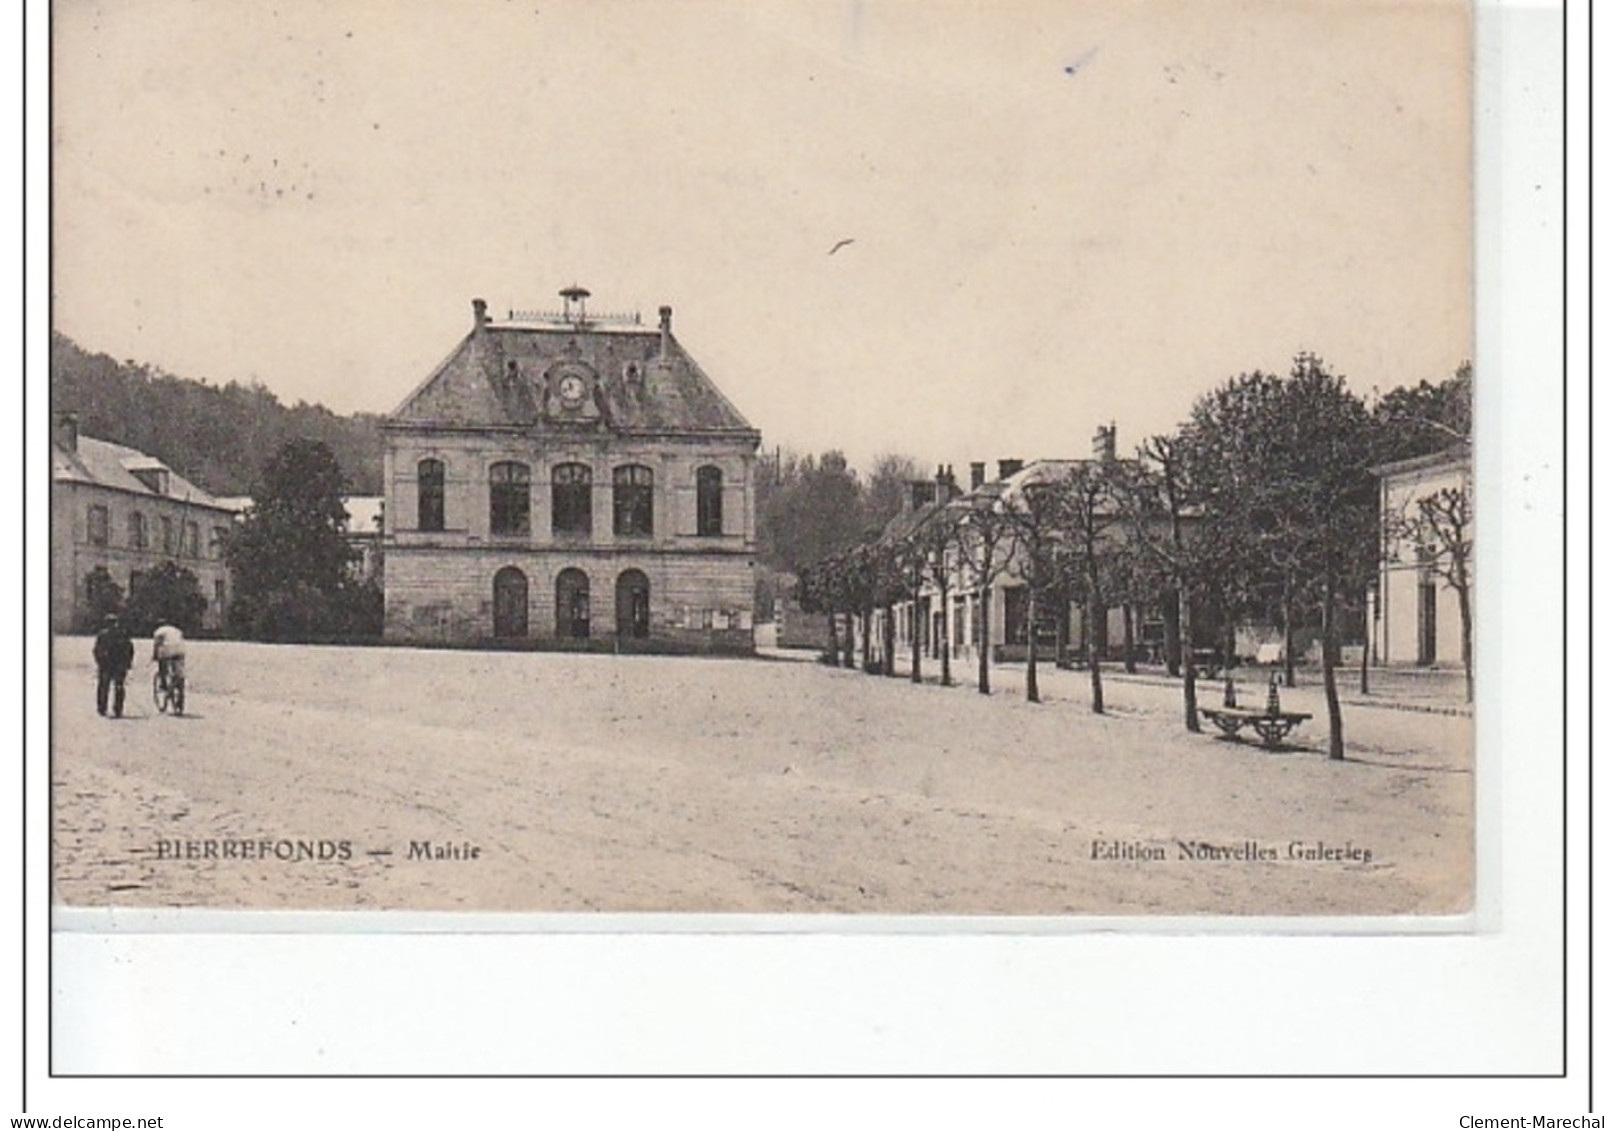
382,289,761,651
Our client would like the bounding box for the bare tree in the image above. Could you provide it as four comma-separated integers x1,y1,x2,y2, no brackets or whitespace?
1102,540,1158,676
1419,484,1474,702
1052,464,1120,713
869,538,905,677
1000,471,1068,704
916,513,960,687
900,540,928,684
1391,479,1474,702
1116,438,1202,732
951,493,1017,695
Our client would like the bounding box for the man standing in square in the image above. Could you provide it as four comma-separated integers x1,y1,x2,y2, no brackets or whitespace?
92,613,134,718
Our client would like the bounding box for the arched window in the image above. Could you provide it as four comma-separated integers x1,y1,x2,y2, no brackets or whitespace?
492,566,529,638
489,462,531,536
417,459,445,532
613,465,654,537
552,463,592,536
615,569,651,638
696,465,723,536
555,568,590,639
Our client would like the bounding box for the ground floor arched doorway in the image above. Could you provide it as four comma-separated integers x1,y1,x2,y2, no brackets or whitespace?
492,566,529,638
616,569,650,639
555,568,590,639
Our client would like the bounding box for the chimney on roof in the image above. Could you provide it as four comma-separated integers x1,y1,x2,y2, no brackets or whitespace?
658,305,673,362
969,462,986,490
1093,424,1117,463
997,458,1023,481
471,298,488,333
57,412,79,453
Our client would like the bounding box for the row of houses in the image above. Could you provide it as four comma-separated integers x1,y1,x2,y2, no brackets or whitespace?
810,429,1471,672
847,435,1173,672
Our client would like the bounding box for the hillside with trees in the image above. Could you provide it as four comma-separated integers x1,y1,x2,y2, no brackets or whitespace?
49,332,387,497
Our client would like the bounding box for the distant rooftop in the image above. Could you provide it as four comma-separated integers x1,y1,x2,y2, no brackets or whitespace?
500,284,644,330
53,431,234,511
390,287,757,437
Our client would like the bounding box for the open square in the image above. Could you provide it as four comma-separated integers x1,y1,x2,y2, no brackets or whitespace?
52,640,1472,916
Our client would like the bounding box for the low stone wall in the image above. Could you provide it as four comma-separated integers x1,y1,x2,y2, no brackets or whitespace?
383,545,755,654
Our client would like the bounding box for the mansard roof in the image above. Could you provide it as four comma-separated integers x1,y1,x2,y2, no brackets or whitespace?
53,435,235,512
388,310,757,439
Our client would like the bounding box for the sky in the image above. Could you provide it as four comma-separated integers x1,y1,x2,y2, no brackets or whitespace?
51,0,1473,475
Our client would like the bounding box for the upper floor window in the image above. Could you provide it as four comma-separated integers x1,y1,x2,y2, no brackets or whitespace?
87,505,109,547
129,512,148,550
160,516,175,555
613,465,654,537
184,521,200,558
552,463,592,536
212,526,231,559
417,459,445,532
132,468,169,496
489,462,531,536
696,465,724,536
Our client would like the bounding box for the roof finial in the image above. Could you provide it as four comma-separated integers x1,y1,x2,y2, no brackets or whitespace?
559,284,591,326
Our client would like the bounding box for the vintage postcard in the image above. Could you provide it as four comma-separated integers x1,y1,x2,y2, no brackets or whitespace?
49,0,1477,923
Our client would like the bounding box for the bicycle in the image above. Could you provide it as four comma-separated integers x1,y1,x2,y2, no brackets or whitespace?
152,660,185,716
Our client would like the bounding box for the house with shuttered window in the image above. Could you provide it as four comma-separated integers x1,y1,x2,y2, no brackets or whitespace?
381,287,761,651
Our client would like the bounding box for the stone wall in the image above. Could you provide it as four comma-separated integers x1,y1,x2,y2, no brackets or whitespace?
53,482,236,633
384,544,755,652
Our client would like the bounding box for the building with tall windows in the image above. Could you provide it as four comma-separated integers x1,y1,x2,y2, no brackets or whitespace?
381,287,761,650
51,415,239,633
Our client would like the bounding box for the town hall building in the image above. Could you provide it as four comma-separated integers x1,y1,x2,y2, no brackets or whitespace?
381,288,761,651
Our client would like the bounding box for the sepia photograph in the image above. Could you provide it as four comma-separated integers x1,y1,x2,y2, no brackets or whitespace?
48,0,1477,925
